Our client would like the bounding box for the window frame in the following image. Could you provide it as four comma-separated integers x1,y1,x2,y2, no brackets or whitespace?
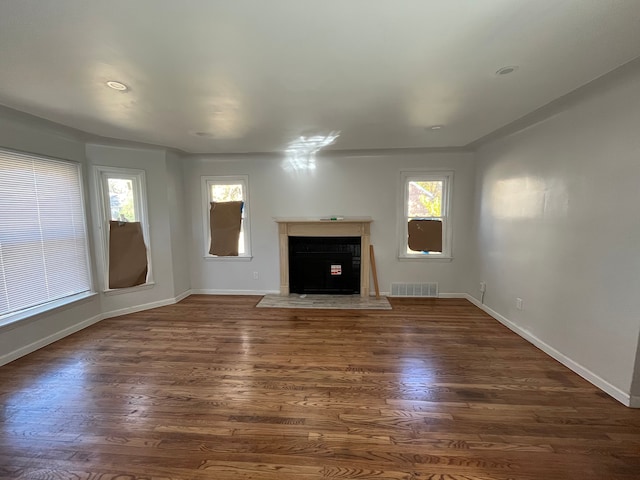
398,170,454,260
0,147,94,326
94,166,153,293
201,175,252,260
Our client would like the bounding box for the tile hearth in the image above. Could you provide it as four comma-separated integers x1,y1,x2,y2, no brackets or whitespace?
256,294,391,310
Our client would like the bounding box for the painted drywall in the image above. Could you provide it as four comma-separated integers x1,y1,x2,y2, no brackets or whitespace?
0,106,102,362
185,150,475,294
473,65,640,400
86,144,178,313
166,150,191,297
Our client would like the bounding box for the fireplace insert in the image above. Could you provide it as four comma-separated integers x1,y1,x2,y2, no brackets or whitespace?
288,236,361,294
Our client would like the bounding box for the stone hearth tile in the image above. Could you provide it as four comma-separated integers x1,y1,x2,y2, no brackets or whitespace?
256,294,392,310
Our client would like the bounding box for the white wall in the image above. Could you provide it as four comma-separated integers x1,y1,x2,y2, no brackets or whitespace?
85,144,180,314
0,107,102,364
473,65,640,404
185,150,476,295
166,150,191,297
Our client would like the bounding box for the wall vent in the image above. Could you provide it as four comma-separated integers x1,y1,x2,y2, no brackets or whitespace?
390,282,438,297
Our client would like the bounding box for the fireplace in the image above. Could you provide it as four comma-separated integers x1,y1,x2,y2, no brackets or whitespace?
289,236,361,294
275,218,372,297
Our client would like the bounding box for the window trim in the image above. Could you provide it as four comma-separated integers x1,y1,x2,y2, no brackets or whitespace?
398,170,454,260
201,175,252,260
94,166,153,292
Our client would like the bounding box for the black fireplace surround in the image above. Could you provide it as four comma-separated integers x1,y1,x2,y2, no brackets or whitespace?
288,236,361,294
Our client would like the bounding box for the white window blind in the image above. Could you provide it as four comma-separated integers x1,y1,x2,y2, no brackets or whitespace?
0,149,91,317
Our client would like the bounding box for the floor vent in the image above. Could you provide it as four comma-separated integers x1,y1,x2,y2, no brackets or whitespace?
390,282,439,297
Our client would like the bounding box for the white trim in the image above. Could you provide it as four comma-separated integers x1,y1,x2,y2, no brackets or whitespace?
103,282,155,296
398,256,453,262
202,256,253,262
101,295,185,320
174,290,192,303
190,289,279,296
463,293,634,408
0,291,97,331
0,313,103,366
437,292,469,299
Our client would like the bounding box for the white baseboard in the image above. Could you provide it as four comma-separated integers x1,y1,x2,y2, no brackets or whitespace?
438,292,469,299
174,289,192,303
463,293,635,408
190,289,279,295
102,296,183,319
0,313,103,366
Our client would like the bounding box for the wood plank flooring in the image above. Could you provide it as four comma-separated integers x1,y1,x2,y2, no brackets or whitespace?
1,295,639,479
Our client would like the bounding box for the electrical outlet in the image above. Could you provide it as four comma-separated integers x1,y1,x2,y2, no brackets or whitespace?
516,297,523,310
479,282,486,293
253,271,259,280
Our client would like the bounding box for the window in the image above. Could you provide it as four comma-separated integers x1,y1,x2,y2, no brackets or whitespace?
95,166,152,290
0,148,92,319
201,175,251,258
399,171,453,259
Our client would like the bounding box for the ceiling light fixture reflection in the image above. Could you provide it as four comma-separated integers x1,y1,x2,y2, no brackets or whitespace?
283,131,340,172
106,80,129,91
427,125,444,131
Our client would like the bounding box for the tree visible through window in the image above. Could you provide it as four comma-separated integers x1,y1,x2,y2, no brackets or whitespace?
408,181,442,219
108,178,136,222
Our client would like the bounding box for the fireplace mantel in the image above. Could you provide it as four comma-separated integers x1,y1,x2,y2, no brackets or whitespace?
275,217,372,297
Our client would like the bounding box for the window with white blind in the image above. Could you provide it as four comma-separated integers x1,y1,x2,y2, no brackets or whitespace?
0,148,92,319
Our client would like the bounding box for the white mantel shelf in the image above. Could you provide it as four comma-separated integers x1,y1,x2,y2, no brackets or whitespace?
275,218,372,297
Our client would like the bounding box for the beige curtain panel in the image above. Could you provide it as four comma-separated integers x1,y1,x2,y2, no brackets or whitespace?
109,221,148,289
408,219,443,252
209,201,243,256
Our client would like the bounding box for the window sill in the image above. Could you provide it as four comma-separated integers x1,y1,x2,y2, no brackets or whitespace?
103,282,156,296
0,291,98,331
203,255,253,262
398,255,453,262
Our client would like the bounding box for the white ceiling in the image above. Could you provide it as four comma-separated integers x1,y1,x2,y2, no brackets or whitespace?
0,0,639,154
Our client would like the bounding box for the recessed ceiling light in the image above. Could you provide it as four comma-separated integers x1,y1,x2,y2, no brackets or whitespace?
106,80,129,91
495,65,519,76
427,125,444,131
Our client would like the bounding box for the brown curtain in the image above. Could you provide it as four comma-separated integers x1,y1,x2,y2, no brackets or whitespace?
209,201,243,256
109,221,148,289
408,219,443,252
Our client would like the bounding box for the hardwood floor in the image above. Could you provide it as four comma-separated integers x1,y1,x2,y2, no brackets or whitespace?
1,295,639,479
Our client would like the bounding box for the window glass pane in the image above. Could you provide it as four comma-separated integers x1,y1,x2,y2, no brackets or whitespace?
407,181,442,218
107,178,136,222
210,184,243,202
